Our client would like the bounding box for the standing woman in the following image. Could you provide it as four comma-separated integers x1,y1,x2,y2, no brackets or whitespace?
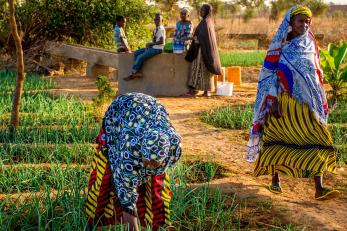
173,8,193,54
247,6,339,200
186,4,222,97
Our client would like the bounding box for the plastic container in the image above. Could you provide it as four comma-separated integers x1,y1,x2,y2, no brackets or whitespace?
214,67,225,91
216,82,233,96
227,66,242,85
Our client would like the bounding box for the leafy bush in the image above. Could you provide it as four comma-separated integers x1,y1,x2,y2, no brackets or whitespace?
320,41,347,105
0,0,156,50
93,75,115,106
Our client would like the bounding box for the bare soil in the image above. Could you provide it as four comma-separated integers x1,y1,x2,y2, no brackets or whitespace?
50,75,347,230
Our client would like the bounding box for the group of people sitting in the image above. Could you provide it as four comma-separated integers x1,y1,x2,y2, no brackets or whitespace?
85,4,340,231
115,4,222,97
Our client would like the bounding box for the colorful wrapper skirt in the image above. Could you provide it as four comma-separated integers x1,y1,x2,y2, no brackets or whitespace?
85,143,172,230
254,93,337,177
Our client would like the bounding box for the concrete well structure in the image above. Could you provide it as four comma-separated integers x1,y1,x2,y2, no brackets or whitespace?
47,42,190,96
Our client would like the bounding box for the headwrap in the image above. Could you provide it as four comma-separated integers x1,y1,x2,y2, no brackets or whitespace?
290,6,312,18
193,3,222,75
141,129,170,164
180,7,191,14
246,5,328,162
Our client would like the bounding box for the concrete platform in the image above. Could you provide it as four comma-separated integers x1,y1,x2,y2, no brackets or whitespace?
118,53,190,96
47,43,190,97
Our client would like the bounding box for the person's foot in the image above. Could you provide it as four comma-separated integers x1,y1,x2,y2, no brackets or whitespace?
123,74,135,81
183,90,198,97
268,183,282,194
132,71,143,78
203,91,211,97
123,72,142,81
315,188,340,200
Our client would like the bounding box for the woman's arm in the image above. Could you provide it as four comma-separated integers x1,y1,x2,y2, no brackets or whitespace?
122,212,139,231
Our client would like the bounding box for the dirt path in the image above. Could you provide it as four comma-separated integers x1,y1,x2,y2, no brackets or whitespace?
52,76,347,230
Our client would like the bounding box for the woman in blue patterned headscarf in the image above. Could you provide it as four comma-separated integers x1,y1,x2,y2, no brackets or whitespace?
86,93,181,231
246,6,339,200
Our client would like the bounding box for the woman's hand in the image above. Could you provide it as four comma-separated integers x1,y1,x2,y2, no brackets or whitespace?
122,212,139,231
142,157,162,169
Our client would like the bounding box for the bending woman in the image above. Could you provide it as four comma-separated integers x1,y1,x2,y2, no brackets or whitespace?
246,6,339,200
186,4,222,97
85,93,181,230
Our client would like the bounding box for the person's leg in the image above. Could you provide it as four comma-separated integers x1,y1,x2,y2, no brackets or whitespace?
268,172,282,194
272,173,280,185
314,175,324,194
132,48,162,73
133,48,146,61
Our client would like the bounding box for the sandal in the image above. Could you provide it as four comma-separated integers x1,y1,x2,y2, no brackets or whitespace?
123,74,136,81
268,183,283,194
123,72,143,81
315,188,340,200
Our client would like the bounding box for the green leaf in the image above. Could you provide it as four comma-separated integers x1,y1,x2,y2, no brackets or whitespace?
339,66,347,82
334,43,347,71
320,49,336,73
328,43,339,57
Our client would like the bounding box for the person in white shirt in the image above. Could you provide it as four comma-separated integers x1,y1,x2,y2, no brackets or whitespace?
124,14,166,81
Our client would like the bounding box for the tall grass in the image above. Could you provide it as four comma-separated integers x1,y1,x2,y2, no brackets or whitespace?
0,70,54,92
201,104,253,129
329,100,347,164
220,51,266,67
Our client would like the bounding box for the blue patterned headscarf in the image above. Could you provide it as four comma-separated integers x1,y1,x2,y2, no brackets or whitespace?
141,129,170,163
247,5,328,162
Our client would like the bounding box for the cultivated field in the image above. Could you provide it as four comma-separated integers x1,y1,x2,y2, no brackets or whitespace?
1,52,346,229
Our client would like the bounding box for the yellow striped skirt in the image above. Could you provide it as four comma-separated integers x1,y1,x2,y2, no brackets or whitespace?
254,93,337,178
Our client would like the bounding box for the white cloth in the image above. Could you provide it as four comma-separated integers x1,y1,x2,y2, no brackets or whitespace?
152,25,166,50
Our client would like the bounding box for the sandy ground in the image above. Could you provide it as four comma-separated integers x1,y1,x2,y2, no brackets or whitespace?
49,73,347,230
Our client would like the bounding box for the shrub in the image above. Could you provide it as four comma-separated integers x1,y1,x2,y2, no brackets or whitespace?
320,41,347,105
0,0,156,50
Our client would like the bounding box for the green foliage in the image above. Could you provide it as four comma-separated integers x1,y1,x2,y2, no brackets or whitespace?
320,41,347,104
0,0,156,50
163,41,173,53
220,51,266,67
242,8,256,22
93,75,115,106
201,104,254,129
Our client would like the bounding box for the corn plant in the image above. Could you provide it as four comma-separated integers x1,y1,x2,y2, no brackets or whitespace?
320,41,347,105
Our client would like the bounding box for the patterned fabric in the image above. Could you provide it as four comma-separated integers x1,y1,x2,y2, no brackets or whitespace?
173,21,193,53
291,6,312,18
247,5,328,162
188,48,214,91
254,93,336,178
102,93,181,214
114,25,127,51
86,136,172,230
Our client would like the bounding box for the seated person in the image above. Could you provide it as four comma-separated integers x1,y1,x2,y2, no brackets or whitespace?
114,15,131,53
124,13,165,81
173,8,193,54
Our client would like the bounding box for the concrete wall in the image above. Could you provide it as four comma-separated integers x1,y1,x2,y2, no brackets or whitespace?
118,53,190,96
47,43,191,96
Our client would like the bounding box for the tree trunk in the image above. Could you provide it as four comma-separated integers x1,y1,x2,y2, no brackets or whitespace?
8,0,26,131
